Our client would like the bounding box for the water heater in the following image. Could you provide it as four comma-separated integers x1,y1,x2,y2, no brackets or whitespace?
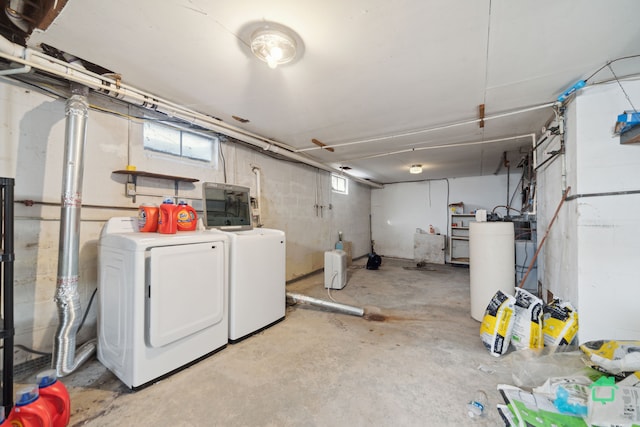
324,250,347,289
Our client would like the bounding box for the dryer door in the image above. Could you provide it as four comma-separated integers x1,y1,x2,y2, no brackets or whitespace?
147,241,225,348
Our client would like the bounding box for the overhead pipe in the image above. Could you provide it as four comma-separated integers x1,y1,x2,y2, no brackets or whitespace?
339,133,537,163
0,37,382,189
53,83,96,376
0,26,30,77
296,103,555,153
0,63,30,76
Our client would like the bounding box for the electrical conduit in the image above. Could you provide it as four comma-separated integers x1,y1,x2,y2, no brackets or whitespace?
251,165,263,227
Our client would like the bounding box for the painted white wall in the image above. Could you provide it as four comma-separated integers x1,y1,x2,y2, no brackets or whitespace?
371,174,522,259
538,78,640,343
1,79,371,364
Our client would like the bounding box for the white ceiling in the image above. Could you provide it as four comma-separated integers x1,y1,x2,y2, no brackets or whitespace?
26,0,640,184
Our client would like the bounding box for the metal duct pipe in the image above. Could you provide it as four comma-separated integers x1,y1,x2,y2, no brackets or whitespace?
53,84,96,376
5,0,29,33
286,292,364,317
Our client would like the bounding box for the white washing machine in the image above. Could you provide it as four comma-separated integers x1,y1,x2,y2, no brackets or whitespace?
201,182,286,343
222,228,286,343
97,217,229,389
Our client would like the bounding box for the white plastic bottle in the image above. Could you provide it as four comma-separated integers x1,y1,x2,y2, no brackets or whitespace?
466,390,488,419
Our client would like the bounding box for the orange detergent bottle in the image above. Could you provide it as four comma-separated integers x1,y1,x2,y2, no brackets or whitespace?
176,201,198,231
158,198,178,234
137,204,159,232
36,370,70,427
11,385,53,427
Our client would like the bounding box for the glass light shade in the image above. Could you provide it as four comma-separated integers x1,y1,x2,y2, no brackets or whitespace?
409,165,423,174
250,28,297,69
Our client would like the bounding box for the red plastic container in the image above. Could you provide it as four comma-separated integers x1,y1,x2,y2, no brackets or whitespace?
176,201,197,231
158,199,178,234
0,406,15,425
11,385,53,427
36,370,70,427
137,204,159,232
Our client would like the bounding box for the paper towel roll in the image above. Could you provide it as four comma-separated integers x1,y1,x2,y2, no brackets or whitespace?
469,222,515,321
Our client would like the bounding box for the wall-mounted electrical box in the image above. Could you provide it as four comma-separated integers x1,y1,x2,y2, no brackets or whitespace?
616,111,640,144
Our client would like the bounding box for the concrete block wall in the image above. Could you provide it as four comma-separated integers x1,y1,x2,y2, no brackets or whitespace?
1,79,371,364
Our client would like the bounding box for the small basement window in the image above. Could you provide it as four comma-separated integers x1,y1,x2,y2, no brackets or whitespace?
331,174,348,195
144,121,217,162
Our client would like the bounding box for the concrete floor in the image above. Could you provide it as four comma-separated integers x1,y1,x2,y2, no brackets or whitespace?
34,258,517,426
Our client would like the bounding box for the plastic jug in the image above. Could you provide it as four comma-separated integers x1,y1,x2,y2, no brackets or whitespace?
36,370,70,427
176,201,197,231
335,231,344,250
158,198,178,234
137,204,159,232
0,406,14,426
11,385,53,427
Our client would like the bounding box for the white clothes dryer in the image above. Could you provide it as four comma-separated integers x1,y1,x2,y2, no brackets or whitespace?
98,217,229,389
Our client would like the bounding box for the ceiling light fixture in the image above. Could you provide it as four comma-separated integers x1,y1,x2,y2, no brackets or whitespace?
409,164,423,174
250,25,297,69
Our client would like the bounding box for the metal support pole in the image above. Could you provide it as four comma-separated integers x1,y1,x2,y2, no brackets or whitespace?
1,177,15,417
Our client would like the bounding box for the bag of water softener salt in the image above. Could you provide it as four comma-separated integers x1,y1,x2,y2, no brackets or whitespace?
480,290,516,357
542,299,579,346
510,288,544,351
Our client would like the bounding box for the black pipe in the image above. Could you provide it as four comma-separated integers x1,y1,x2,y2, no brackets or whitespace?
1,177,15,418
534,150,562,171
532,135,548,151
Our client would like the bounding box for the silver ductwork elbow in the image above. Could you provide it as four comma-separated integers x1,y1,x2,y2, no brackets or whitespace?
53,84,96,376
5,0,29,33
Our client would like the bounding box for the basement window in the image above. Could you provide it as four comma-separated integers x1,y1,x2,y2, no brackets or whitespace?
143,121,217,162
331,174,348,195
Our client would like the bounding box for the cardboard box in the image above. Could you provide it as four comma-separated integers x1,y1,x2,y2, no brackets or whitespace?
448,202,464,214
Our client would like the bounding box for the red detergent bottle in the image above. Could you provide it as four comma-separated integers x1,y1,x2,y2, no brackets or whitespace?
0,406,16,426
36,370,70,427
11,385,53,427
176,200,197,231
157,197,178,234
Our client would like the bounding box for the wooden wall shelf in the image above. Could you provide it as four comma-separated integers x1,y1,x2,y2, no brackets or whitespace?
112,170,199,203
